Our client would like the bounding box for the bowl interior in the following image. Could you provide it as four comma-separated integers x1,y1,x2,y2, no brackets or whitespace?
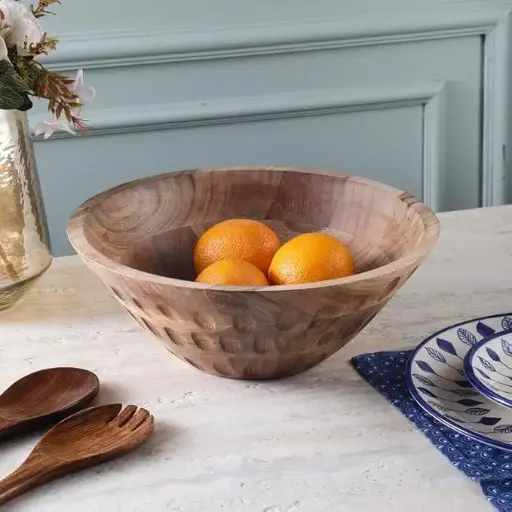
76,168,433,283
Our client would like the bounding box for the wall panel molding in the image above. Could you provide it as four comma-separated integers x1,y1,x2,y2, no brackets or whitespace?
42,0,512,72
45,26,495,71
423,85,447,211
32,83,445,139
482,16,512,207
33,82,447,210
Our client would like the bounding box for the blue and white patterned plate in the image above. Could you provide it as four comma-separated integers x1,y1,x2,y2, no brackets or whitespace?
465,330,512,409
406,313,512,451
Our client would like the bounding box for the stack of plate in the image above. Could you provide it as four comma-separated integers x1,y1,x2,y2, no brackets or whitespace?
407,313,512,450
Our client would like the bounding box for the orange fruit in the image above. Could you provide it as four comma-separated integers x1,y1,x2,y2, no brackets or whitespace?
195,259,269,286
193,219,281,274
268,233,355,285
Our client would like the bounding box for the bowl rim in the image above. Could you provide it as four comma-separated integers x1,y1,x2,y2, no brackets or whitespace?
67,166,441,292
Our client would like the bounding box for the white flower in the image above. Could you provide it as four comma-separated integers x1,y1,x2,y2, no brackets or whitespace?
0,0,42,54
70,69,95,106
31,70,95,138
32,116,76,139
0,36,8,62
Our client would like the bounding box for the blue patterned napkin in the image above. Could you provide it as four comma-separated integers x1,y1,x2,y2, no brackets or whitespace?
351,350,512,512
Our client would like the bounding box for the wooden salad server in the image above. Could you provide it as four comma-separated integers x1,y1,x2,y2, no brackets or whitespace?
0,404,154,505
0,367,99,440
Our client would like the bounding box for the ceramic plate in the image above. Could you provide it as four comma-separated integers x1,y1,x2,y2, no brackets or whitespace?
406,313,512,451
465,330,512,409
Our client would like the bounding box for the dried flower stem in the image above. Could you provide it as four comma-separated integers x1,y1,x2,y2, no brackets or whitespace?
30,0,61,18
0,0,89,131
25,60,85,129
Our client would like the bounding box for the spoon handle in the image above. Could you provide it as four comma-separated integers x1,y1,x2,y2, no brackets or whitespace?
0,415,35,440
0,458,52,505
0,415,17,438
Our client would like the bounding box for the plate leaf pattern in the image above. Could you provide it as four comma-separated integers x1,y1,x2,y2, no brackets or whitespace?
457,328,477,347
416,360,435,374
502,316,512,331
502,338,512,358
428,401,450,412
465,407,491,416
413,374,435,386
406,314,512,444
454,380,473,388
436,338,457,356
458,398,483,407
478,357,496,372
450,389,479,397
494,424,512,434
470,333,512,406
486,347,501,362
480,417,501,426
476,367,491,380
426,347,446,363
476,322,496,338
417,387,437,398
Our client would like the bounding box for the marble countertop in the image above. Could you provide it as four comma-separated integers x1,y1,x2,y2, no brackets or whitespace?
2,205,511,511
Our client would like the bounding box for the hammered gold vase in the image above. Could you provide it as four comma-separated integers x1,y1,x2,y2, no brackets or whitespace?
0,110,52,310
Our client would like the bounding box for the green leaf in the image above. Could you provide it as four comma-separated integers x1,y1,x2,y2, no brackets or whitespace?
0,60,32,111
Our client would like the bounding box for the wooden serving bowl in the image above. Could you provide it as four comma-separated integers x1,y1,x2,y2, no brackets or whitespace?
67,167,440,380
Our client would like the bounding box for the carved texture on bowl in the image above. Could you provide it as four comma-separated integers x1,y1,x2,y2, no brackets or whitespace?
100,269,409,380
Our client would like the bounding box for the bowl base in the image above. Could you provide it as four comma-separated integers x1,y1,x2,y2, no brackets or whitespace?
168,348,331,380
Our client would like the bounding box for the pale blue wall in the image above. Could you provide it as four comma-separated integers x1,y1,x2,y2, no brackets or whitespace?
26,0,512,255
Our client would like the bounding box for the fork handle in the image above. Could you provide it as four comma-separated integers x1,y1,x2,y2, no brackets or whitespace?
0,458,53,505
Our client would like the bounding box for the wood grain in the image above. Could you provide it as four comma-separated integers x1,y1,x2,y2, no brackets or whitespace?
0,367,99,440
0,404,154,505
67,167,439,379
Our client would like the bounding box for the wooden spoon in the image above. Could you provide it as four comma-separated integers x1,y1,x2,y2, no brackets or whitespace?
0,367,99,440
0,404,154,505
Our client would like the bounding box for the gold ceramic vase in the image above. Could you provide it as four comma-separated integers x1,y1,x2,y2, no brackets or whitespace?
0,110,52,310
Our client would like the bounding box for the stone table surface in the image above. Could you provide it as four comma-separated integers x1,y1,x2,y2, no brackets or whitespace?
1,205,511,511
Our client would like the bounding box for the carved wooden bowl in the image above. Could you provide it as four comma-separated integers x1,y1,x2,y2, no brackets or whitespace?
67,167,440,380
